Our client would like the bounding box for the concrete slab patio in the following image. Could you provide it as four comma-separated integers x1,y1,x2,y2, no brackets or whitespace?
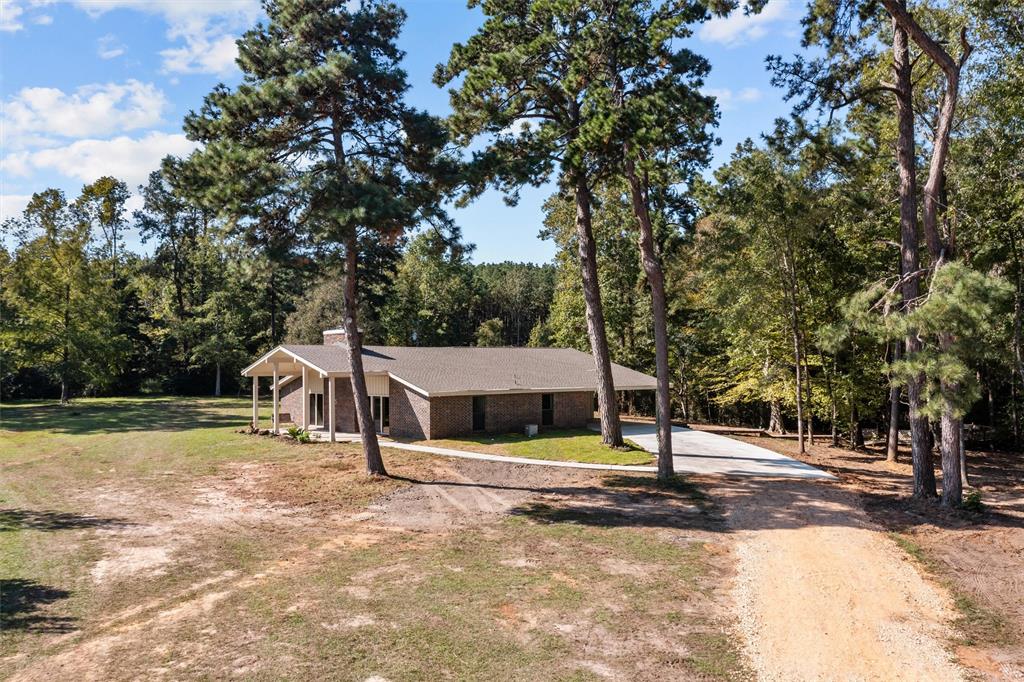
617,422,835,480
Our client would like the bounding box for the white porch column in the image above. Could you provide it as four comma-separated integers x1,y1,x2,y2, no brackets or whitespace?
251,376,258,429
301,366,309,430
272,363,280,432
327,375,336,442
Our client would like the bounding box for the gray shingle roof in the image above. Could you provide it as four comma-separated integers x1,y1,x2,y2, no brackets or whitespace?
279,344,656,396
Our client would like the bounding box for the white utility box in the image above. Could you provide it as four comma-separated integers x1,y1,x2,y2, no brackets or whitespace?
524,424,538,437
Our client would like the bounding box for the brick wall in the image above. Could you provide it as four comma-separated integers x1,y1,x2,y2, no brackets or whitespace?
482,393,541,434
390,382,431,439
322,383,595,439
552,391,593,429
332,377,356,432
430,395,473,439
277,376,356,431
278,378,300,424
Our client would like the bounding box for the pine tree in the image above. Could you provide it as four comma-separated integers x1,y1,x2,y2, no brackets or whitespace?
769,0,940,496
593,0,718,478
435,0,627,446
179,0,455,476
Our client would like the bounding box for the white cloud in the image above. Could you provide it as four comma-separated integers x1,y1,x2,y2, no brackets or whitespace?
0,194,32,222
0,0,55,32
702,87,764,112
3,80,167,148
71,0,261,75
97,33,125,59
160,31,239,76
699,0,795,47
3,131,199,187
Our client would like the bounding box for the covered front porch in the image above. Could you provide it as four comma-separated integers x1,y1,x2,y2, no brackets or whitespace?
241,347,391,442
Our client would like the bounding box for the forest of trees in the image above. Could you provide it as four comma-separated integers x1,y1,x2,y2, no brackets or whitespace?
2,0,1021,498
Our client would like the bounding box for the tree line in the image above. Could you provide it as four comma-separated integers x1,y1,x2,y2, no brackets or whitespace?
2,0,1021,505
1,180,554,398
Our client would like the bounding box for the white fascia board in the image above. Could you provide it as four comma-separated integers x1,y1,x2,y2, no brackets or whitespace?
416,384,657,398
387,372,431,397
241,346,330,377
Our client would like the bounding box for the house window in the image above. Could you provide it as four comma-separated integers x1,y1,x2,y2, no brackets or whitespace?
472,396,486,431
541,393,554,426
371,395,390,434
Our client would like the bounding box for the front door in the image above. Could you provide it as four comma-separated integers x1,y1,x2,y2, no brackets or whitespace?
371,395,389,435
472,396,486,432
308,392,324,427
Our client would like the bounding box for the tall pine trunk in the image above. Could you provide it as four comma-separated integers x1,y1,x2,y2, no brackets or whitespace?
781,245,805,454
61,283,71,406
893,16,936,497
790,319,805,454
344,236,386,476
887,341,901,462
769,400,784,434
574,174,623,447
959,421,970,487
214,362,222,397
940,408,963,505
330,100,385,476
802,338,815,445
269,269,279,345
1010,229,1024,396
624,154,673,480
824,354,838,446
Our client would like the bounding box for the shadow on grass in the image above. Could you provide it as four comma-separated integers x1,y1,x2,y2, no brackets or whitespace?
0,508,135,533
512,474,723,530
389,472,726,532
0,579,76,633
0,397,244,435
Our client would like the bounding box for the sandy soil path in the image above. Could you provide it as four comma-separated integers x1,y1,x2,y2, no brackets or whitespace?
711,477,965,681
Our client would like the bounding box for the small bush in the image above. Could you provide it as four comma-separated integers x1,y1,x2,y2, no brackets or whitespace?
962,489,984,513
286,426,312,443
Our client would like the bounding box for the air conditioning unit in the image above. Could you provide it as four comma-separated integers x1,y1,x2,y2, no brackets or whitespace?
524,424,538,437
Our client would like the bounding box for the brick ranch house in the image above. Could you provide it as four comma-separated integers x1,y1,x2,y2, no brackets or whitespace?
242,328,657,441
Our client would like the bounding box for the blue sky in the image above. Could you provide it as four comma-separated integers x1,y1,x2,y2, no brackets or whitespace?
1,0,804,263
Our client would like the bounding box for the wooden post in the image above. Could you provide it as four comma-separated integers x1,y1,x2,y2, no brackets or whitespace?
272,363,280,433
328,375,336,442
251,376,258,429
301,365,309,430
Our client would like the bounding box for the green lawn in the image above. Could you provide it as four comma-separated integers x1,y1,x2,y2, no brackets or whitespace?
417,428,655,465
0,397,742,681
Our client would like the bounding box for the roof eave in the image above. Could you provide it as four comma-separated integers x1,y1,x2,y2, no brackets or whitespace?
422,384,656,398
241,345,331,377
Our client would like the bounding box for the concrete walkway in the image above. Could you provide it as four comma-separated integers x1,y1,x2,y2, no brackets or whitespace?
383,440,658,473
617,423,835,480
380,425,834,480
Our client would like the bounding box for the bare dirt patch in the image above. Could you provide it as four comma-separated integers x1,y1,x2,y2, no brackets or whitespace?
369,457,605,530
730,435,1024,680
81,463,307,587
6,448,745,681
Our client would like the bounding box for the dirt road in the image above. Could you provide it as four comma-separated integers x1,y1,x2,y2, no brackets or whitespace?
711,476,965,681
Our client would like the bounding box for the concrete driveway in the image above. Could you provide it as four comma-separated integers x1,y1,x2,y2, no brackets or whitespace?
617,423,835,480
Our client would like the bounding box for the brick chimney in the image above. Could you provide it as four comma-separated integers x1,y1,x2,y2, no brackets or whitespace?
322,328,349,346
